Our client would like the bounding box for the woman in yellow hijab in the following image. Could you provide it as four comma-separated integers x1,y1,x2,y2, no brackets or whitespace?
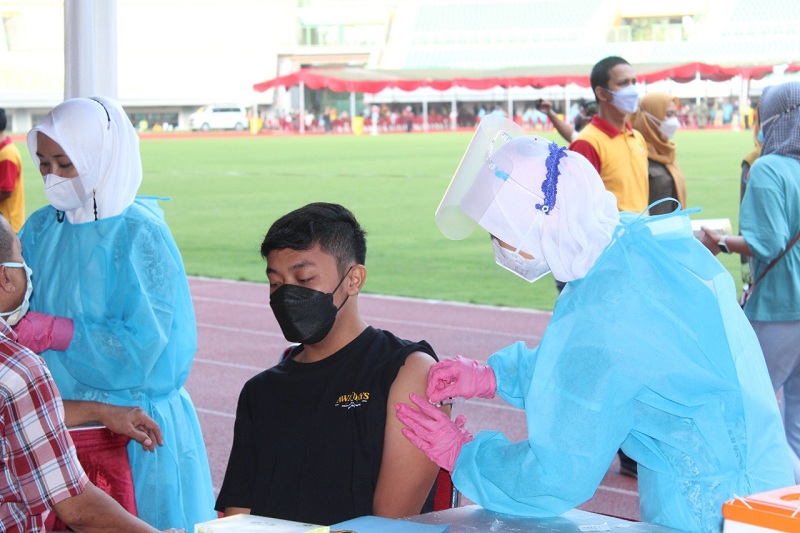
631,93,687,215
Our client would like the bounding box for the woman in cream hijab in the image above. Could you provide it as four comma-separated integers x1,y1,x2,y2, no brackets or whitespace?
21,97,216,531
631,93,687,215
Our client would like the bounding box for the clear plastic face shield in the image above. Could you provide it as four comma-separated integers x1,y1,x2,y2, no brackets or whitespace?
436,113,621,282
435,114,565,282
485,135,560,282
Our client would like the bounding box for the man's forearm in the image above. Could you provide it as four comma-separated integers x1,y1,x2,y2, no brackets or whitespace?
54,482,161,533
63,400,108,428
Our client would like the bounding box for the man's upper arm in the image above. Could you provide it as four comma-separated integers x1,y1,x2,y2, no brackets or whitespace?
568,139,601,174
7,367,87,512
374,351,444,518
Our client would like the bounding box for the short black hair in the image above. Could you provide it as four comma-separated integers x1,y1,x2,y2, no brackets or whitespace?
261,202,367,274
581,101,598,116
0,108,6,132
0,216,15,263
590,56,630,100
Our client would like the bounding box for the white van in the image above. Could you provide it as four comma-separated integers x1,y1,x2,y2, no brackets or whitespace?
189,105,248,131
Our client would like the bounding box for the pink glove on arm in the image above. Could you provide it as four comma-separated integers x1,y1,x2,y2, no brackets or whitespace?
395,392,474,472
12,311,74,353
426,355,497,404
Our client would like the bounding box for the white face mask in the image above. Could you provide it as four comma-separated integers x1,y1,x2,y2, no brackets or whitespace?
645,111,680,140
658,116,680,139
0,262,32,326
606,85,640,115
43,173,87,212
491,237,551,283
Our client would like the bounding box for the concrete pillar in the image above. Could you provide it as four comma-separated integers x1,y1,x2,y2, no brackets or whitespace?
64,0,118,99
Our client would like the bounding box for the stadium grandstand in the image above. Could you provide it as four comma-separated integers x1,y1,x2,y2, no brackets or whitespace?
2,0,799,132
383,0,800,70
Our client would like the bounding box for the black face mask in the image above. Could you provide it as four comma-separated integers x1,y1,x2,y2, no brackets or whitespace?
269,269,351,345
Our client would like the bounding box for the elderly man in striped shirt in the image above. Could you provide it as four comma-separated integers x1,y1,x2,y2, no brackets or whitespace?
0,214,182,533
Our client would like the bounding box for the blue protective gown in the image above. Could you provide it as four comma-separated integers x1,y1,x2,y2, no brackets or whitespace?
452,210,794,533
19,198,216,531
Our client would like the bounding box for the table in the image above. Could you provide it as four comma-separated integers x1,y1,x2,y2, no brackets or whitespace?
405,505,682,532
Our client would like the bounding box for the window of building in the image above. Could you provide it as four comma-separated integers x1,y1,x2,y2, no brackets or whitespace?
608,16,690,43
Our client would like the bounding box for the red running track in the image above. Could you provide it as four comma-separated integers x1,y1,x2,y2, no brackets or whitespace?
184,276,640,521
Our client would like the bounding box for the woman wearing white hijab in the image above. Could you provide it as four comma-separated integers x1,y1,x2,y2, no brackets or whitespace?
396,114,793,533
20,97,216,531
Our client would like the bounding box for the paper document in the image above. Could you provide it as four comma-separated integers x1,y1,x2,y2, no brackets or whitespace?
691,218,732,238
195,514,329,533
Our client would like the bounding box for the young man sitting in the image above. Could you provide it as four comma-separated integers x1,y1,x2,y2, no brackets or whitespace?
215,202,444,525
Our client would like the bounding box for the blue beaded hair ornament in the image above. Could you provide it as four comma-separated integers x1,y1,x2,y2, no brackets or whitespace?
536,142,568,214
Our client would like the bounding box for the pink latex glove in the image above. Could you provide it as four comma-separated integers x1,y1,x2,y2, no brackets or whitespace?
12,311,74,353
395,392,474,472
426,355,496,404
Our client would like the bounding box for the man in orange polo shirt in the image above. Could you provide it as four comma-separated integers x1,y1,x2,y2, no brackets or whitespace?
570,56,649,214
0,109,24,232
569,57,648,478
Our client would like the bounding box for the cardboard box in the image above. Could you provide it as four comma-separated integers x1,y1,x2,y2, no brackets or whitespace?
195,514,329,533
722,485,800,532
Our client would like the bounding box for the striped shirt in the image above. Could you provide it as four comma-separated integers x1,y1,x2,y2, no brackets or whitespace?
0,320,87,532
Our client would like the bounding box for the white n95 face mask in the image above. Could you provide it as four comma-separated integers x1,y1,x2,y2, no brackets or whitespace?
0,262,32,326
658,116,681,139
645,111,680,140
608,85,640,115
44,173,87,212
491,237,551,283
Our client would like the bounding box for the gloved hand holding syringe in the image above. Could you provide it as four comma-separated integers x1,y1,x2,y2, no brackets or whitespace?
438,397,466,406
426,355,497,405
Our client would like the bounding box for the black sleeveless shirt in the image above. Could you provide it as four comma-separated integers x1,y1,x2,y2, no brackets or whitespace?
215,327,437,525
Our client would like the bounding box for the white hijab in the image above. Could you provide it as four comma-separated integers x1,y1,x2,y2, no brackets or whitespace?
436,114,619,282
27,96,142,224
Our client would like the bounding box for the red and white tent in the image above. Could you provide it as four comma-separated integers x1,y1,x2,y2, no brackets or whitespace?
254,62,800,133
254,62,800,94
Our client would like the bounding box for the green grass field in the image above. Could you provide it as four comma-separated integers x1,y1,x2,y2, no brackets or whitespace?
18,127,756,311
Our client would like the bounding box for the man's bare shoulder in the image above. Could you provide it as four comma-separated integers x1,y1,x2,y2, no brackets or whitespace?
390,350,435,387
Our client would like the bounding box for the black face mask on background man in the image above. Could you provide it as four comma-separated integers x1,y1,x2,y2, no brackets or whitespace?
269,267,352,345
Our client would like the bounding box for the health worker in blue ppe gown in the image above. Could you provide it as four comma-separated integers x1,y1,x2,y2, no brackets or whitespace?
20,97,216,531
395,114,794,533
